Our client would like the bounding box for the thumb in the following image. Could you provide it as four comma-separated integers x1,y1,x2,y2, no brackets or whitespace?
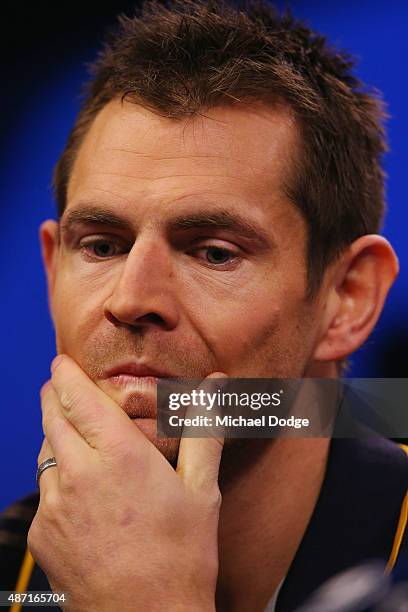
176,372,227,491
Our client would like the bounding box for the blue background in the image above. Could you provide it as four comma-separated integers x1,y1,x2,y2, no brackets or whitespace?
1,0,407,511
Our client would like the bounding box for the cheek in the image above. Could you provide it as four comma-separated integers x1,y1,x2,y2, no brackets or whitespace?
196,288,315,377
51,270,106,355
188,290,278,371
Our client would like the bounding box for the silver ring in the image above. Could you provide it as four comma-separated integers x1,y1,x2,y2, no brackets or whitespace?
36,457,57,485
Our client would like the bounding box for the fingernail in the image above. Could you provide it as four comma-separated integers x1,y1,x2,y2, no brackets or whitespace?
51,355,64,372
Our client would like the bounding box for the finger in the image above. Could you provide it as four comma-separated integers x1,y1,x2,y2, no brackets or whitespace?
37,437,58,493
50,354,151,452
176,373,227,490
41,379,92,463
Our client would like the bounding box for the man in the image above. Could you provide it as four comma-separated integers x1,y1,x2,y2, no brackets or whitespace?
1,1,407,610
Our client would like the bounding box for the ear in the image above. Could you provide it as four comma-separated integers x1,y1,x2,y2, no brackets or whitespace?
39,220,60,323
313,235,399,362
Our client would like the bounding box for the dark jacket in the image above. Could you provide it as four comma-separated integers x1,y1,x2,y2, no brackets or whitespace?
1,437,407,611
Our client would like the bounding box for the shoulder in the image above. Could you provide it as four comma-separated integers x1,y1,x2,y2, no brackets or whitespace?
324,437,408,529
327,437,407,513
276,437,408,611
315,437,407,564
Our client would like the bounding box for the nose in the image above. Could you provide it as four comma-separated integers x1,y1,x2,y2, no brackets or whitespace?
103,237,180,331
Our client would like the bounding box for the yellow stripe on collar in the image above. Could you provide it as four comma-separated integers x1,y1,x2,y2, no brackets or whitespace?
385,444,408,573
9,548,35,612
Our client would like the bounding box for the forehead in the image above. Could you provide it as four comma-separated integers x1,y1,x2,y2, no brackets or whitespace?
66,97,300,226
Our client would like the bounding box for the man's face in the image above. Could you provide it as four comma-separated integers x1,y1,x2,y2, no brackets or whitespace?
43,99,323,463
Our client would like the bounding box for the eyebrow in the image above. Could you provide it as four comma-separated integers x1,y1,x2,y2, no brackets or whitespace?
60,206,134,235
167,211,272,248
60,204,273,249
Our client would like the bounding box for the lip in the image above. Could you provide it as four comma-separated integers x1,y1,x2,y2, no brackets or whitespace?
103,363,183,419
108,374,162,387
104,362,176,380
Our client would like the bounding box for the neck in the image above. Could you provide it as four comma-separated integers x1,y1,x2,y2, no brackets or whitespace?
216,437,330,611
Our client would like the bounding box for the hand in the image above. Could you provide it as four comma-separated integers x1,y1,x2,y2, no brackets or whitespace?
28,355,226,612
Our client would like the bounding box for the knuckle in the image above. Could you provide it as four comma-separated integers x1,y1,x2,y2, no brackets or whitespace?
58,465,79,493
27,516,41,555
41,412,55,433
206,487,223,510
212,487,223,508
59,462,89,494
59,386,78,411
60,387,104,431
37,441,52,466
40,490,61,518
194,485,222,513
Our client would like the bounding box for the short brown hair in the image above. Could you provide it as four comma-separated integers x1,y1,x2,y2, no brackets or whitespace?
53,0,387,296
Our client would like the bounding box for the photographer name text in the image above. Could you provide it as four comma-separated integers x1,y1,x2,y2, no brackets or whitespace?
168,415,310,429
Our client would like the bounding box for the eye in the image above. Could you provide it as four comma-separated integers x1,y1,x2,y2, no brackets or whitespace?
190,243,241,269
80,238,126,259
205,246,234,265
